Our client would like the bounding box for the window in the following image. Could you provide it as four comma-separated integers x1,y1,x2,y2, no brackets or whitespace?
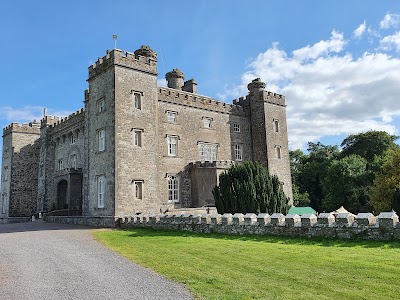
133,181,143,200
274,119,279,132
167,136,178,156
58,159,64,171
167,175,179,203
132,92,142,110
98,129,105,152
71,154,77,169
167,111,177,123
198,143,218,162
97,98,105,113
234,144,243,161
97,175,105,208
202,117,213,128
70,134,76,145
276,146,281,159
233,123,241,132
133,130,142,147
3,167,8,182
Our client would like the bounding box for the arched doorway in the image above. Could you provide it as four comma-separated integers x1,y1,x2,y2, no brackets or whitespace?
57,180,68,210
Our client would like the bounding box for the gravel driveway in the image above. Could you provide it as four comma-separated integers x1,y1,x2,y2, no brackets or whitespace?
0,221,193,300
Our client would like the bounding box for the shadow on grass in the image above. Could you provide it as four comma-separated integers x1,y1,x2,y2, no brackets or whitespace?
117,227,400,249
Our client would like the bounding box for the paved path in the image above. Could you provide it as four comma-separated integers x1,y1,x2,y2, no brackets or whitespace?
0,221,193,300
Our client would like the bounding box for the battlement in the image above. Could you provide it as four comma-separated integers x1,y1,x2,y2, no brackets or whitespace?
232,96,249,107
262,90,286,106
158,87,246,115
41,108,85,132
191,160,235,169
88,46,158,80
120,210,400,241
3,121,41,136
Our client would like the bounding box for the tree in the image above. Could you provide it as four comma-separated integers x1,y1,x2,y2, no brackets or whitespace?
340,131,399,162
321,154,369,213
212,161,288,214
369,149,400,213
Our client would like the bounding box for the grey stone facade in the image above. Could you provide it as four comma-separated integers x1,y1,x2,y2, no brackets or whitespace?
1,45,292,220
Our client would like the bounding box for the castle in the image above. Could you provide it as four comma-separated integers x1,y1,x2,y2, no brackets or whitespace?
0,45,292,221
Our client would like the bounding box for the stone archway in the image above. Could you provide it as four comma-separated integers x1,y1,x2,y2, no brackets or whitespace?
57,180,68,210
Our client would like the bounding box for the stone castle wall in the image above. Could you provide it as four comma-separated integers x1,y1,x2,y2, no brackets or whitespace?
119,211,400,241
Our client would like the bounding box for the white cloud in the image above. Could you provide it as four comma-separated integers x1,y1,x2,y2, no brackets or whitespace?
157,78,167,87
353,21,366,38
380,31,400,51
218,29,400,150
0,106,72,124
380,13,400,29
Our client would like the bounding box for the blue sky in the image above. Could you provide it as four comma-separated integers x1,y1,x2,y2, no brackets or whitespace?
1,0,400,151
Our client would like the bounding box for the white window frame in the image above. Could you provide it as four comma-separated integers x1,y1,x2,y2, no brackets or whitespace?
97,98,105,113
167,111,177,123
167,135,178,156
198,142,218,162
133,180,143,200
98,129,105,152
97,175,105,208
167,175,179,203
234,144,243,161
133,129,143,147
58,159,64,171
202,117,213,128
132,91,142,110
233,123,241,132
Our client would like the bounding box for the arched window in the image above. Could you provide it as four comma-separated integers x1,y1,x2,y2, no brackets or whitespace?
167,175,179,203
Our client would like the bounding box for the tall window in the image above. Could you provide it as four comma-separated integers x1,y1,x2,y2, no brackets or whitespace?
202,117,213,128
97,175,105,208
276,146,281,159
70,134,76,145
198,143,218,162
132,181,143,200
58,159,64,171
71,154,77,169
132,92,142,110
274,120,279,132
233,123,241,132
167,136,178,156
3,166,8,182
167,111,177,123
98,129,105,152
134,130,142,147
97,98,105,113
168,175,179,203
234,144,243,161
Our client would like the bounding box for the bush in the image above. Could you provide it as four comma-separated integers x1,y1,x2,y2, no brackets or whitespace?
212,161,288,214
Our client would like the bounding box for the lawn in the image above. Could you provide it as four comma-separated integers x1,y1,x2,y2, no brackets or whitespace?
93,228,400,300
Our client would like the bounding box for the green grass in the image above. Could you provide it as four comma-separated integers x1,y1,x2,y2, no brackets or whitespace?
93,228,400,300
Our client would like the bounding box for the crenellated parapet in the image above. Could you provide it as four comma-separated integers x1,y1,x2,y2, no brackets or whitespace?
261,90,286,106
88,46,158,80
190,160,235,169
42,108,85,133
158,87,246,116
119,211,400,241
3,122,41,136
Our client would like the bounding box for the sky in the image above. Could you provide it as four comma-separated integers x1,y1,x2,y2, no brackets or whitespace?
0,0,400,152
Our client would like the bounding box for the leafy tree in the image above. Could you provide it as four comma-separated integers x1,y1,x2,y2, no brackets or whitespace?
321,154,369,213
341,131,399,162
212,161,287,214
292,184,311,207
291,142,339,212
368,149,400,213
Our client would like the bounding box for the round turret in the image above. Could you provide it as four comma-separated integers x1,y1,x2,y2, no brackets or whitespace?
165,68,185,90
247,78,266,95
134,45,157,60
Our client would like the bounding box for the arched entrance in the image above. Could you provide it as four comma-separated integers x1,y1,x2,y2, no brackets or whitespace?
57,180,68,210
